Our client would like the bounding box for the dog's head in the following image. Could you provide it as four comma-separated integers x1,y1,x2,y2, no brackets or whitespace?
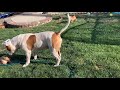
2,39,16,55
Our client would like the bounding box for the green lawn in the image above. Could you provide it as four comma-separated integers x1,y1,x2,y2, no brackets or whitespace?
0,14,120,78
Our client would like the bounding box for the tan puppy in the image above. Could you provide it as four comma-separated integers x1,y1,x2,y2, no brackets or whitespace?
70,15,77,22
2,13,71,67
0,56,10,64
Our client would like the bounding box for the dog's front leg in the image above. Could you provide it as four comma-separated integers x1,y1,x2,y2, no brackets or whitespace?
23,50,31,67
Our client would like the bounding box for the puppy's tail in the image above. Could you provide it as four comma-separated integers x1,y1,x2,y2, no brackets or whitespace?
58,13,71,35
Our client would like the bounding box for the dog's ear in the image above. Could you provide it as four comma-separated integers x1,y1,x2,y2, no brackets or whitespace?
2,39,11,46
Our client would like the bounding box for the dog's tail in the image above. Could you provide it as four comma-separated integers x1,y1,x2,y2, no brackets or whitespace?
58,13,71,35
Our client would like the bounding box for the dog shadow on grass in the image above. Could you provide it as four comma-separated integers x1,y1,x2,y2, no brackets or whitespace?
0,54,54,66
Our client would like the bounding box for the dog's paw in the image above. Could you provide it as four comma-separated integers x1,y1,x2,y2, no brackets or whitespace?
34,55,37,60
54,65,59,67
23,64,29,67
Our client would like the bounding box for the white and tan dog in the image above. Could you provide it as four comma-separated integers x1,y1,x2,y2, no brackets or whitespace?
2,13,70,67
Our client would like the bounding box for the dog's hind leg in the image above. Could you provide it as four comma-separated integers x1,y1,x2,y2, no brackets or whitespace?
48,33,62,67
58,50,61,61
51,48,61,67
23,50,31,67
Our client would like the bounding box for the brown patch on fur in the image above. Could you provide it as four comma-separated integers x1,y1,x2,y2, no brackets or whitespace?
26,35,36,50
6,46,11,51
52,32,62,52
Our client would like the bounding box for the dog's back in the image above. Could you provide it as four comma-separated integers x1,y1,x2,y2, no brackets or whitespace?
11,32,55,50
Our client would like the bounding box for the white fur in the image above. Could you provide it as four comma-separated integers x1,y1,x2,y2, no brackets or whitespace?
3,31,57,67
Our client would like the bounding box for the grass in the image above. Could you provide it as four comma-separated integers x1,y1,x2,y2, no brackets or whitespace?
0,14,120,78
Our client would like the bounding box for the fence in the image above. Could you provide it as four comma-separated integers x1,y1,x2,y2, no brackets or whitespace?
46,12,109,15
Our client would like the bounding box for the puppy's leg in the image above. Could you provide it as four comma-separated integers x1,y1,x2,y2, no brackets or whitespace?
23,50,31,67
